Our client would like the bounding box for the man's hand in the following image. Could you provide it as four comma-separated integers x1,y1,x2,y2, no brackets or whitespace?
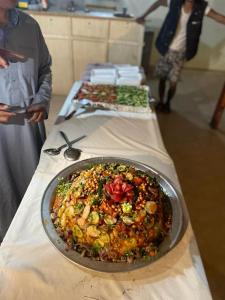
0,48,25,69
27,104,47,123
0,54,8,68
207,9,225,25
136,16,146,25
136,0,167,25
0,104,16,123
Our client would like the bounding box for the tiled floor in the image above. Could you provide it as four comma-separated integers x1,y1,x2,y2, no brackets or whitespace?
151,69,225,300
46,69,225,300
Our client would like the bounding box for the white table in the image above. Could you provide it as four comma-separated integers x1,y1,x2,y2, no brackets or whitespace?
0,83,212,300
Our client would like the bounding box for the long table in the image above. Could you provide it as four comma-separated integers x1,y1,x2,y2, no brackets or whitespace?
0,82,212,299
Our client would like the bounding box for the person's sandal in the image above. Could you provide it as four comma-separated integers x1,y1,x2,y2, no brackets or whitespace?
155,102,164,112
162,103,171,113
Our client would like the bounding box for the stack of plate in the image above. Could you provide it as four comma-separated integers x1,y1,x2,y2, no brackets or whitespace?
90,68,117,85
89,65,143,86
116,65,142,86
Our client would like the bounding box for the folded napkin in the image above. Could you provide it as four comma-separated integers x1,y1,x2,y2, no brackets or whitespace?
90,75,116,85
118,71,142,79
115,65,140,73
116,77,141,86
91,68,117,76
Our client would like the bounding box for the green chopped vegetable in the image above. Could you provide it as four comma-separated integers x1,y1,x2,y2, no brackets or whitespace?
91,244,101,255
94,233,110,248
88,211,100,225
91,197,101,205
98,179,104,198
122,202,132,214
122,216,134,225
126,172,133,181
73,225,83,239
124,251,133,257
74,203,84,215
117,164,127,172
104,215,117,225
116,86,148,107
56,179,72,197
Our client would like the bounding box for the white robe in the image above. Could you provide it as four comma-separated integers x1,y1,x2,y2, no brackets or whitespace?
0,9,52,240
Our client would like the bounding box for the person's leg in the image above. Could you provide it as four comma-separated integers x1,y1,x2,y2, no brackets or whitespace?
159,77,167,104
155,53,170,111
162,50,185,113
156,77,167,111
163,81,177,112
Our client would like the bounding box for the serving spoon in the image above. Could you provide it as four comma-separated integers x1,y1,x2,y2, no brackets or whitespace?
65,99,91,120
43,134,86,156
59,131,82,161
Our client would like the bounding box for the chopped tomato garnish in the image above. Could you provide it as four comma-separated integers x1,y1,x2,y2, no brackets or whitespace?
104,177,134,203
133,177,143,185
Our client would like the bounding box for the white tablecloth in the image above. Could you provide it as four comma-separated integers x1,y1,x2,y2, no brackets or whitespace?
0,97,212,299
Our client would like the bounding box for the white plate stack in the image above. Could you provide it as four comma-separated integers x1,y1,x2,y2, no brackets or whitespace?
90,68,117,85
89,65,143,86
116,65,142,86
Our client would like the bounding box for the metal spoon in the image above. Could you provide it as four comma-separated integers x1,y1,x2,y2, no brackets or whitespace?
43,135,86,156
59,131,82,161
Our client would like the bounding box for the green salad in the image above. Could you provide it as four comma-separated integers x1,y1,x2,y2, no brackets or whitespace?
117,86,149,107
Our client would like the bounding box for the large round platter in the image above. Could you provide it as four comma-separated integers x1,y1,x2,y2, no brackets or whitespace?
41,157,186,273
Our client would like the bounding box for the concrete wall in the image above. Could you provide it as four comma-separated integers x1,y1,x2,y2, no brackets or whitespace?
122,0,225,71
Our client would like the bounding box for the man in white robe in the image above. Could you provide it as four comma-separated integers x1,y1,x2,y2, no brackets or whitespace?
0,0,52,241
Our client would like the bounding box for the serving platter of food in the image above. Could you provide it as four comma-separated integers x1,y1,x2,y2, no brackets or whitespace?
41,157,185,273
73,83,151,113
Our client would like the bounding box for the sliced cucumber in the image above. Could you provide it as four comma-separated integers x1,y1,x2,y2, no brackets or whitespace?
122,216,134,225
88,211,100,225
145,201,157,214
104,215,117,225
73,224,83,239
94,232,110,248
86,225,101,238
122,202,132,214
64,206,75,218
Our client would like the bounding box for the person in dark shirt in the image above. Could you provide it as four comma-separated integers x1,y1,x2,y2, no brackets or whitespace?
137,0,225,112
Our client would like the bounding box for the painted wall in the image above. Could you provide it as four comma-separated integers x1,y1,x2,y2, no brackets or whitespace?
122,0,225,71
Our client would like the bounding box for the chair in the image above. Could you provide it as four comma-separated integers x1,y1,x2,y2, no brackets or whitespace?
210,82,225,129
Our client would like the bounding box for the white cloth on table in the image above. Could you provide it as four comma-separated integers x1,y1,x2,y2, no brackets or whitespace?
0,109,212,300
